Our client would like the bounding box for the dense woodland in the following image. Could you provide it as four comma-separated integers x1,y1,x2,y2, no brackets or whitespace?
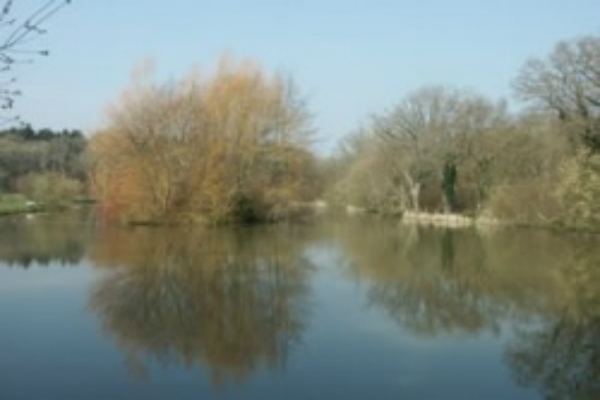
0,126,87,209
1,34,600,229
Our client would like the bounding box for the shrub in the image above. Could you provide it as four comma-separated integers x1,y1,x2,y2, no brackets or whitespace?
556,153,600,230
484,178,562,225
0,193,31,214
17,173,82,209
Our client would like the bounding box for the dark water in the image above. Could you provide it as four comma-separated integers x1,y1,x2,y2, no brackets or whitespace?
1,212,599,400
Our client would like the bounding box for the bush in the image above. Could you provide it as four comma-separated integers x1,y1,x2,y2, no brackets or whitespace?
556,153,600,230
0,193,31,215
17,173,82,210
485,153,600,231
484,178,562,225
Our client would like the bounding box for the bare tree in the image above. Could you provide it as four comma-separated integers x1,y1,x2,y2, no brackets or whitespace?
375,86,507,213
514,36,600,152
0,0,71,123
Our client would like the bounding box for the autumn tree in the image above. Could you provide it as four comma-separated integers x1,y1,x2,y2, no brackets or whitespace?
90,57,314,224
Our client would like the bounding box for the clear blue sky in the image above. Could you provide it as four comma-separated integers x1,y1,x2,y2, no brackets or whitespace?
13,0,600,153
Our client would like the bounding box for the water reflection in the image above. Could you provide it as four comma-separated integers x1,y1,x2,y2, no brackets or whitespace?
87,226,313,386
0,212,90,267
2,214,600,398
329,219,600,398
506,237,600,400
330,220,566,336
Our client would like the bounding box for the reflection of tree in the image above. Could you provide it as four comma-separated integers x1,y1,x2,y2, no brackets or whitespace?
331,220,567,336
88,226,313,386
507,238,600,400
332,219,600,398
0,211,90,267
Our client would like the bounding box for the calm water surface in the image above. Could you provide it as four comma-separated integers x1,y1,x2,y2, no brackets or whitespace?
1,213,599,399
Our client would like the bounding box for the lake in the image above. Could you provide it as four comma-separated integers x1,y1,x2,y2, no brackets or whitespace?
1,212,599,399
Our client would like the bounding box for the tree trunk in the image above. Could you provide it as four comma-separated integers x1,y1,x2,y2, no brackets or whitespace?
441,160,457,214
404,171,421,212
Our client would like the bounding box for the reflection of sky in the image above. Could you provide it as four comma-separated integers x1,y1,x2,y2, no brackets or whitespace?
299,245,540,400
0,243,541,399
0,261,95,293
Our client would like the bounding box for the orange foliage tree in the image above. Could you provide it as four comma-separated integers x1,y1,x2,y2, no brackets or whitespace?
90,57,316,224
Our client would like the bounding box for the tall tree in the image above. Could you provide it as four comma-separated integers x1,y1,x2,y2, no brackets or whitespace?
91,57,315,224
514,36,600,152
375,86,507,213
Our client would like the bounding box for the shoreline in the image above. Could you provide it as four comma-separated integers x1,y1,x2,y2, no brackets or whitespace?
401,211,501,229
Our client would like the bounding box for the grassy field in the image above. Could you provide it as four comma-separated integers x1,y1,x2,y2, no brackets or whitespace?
0,194,37,216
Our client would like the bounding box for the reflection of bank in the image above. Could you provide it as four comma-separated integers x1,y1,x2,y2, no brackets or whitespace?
88,226,313,386
507,238,600,400
332,222,566,336
333,221,600,399
0,212,91,267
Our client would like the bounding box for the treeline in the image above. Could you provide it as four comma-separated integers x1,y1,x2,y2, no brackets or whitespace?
4,35,598,229
329,35,600,230
0,126,87,208
90,58,319,224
